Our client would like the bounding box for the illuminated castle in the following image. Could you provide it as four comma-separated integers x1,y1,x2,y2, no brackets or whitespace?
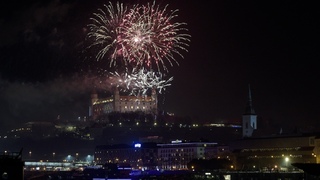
89,88,158,120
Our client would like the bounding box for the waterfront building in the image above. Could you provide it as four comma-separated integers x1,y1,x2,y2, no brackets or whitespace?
230,134,317,171
94,142,158,170
94,140,234,171
157,141,218,170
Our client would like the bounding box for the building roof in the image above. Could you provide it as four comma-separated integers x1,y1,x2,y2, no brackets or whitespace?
243,84,256,115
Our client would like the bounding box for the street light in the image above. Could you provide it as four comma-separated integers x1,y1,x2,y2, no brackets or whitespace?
67,155,72,162
86,155,93,164
285,157,289,167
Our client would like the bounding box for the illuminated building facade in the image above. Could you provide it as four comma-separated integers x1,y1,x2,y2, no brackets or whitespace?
94,141,232,171
94,143,158,170
89,88,158,120
313,137,320,163
157,141,218,170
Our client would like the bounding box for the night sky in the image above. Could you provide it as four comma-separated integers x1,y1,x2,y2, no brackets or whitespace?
1,0,320,133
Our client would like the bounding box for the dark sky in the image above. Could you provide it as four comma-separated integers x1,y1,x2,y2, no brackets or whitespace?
0,0,319,132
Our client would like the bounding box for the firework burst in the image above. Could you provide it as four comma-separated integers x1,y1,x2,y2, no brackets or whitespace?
87,1,190,73
122,1,191,72
86,1,132,67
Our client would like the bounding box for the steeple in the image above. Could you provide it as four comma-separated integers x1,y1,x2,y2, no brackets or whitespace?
242,84,257,138
244,84,255,115
91,88,98,105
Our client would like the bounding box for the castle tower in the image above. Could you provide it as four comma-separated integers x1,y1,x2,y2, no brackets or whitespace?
242,84,257,138
113,87,120,112
151,87,158,113
89,89,98,119
91,89,98,105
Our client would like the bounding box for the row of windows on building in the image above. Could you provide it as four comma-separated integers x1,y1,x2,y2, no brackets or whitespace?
121,106,148,110
94,143,223,170
159,148,197,153
118,101,153,105
119,98,153,102
93,105,154,112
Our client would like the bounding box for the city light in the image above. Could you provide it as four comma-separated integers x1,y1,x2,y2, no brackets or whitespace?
285,157,290,167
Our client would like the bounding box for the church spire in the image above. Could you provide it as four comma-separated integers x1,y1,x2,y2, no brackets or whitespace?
244,84,256,115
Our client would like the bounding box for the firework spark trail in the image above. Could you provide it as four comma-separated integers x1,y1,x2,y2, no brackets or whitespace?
87,1,190,73
87,1,131,67
109,68,173,96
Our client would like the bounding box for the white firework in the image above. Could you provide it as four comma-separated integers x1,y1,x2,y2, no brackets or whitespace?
109,67,173,96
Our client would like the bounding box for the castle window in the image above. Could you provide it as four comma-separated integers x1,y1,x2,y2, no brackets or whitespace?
125,106,127,109
131,106,133,109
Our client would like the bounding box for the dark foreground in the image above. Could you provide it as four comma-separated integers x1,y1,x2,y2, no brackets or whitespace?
24,170,320,180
